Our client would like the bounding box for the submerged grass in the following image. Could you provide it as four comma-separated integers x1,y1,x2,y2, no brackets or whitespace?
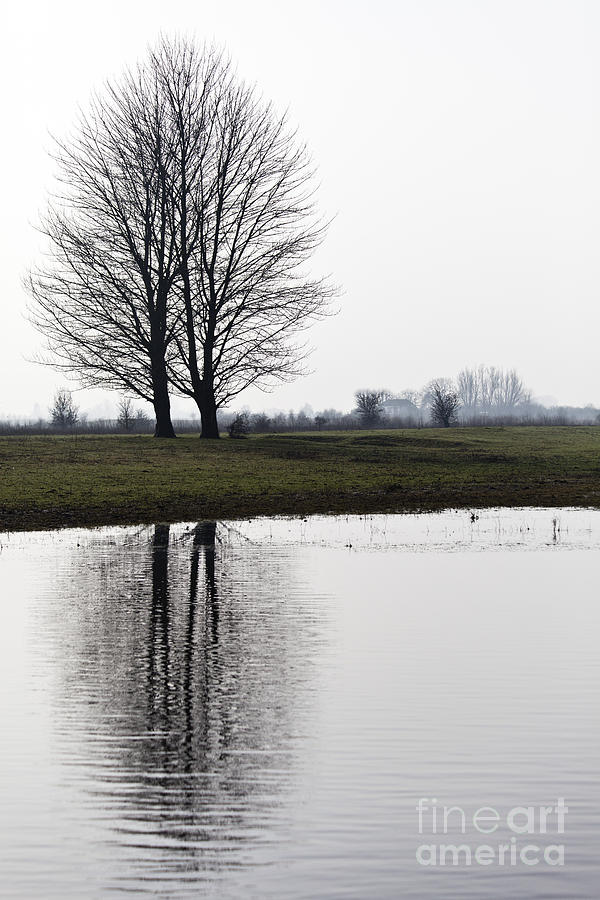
0,426,599,531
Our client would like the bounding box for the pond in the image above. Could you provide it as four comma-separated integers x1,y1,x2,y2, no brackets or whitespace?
1,509,599,898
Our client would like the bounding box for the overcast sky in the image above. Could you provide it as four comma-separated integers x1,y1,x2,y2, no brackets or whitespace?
2,0,599,418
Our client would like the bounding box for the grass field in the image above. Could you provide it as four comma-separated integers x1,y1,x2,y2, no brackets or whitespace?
0,426,599,531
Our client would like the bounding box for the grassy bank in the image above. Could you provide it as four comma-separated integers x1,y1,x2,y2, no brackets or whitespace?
0,426,599,531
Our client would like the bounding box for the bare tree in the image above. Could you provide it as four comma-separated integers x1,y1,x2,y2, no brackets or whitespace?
479,365,501,410
428,379,460,427
28,39,333,440
497,368,531,408
354,389,387,427
457,365,530,414
117,397,135,431
50,389,79,428
150,40,334,438
456,368,480,411
27,48,192,437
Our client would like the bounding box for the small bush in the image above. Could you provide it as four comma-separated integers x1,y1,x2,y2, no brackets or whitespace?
228,413,249,439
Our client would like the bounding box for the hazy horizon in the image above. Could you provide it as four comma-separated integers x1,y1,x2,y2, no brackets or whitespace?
2,0,599,420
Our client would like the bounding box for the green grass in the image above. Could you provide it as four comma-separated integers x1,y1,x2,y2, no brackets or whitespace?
0,426,599,531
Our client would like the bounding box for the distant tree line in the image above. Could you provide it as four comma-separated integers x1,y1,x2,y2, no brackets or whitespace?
2,402,599,436
2,364,599,435
349,366,591,428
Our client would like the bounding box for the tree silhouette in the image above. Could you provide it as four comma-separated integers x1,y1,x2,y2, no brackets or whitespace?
28,38,334,439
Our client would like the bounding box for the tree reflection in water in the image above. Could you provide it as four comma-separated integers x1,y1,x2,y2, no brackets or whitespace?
48,521,323,891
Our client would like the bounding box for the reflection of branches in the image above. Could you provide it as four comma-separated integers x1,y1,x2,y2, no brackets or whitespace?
216,520,256,545
43,521,324,890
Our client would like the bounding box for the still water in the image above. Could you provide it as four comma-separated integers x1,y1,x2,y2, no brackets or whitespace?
1,508,599,898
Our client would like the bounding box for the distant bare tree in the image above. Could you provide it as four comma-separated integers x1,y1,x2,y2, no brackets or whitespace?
479,365,501,409
456,368,480,411
457,365,530,413
314,415,327,430
50,389,79,428
355,389,388,427
428,379,460,427
117,397,135,431
497,368,531,408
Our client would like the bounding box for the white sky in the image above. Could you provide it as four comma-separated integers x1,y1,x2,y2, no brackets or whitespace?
2,0,599,419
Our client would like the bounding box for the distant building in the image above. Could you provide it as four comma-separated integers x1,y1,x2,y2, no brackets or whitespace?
380,398,419,418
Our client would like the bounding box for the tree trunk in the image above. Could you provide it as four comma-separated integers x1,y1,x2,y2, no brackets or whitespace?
198,390,220,439
151,357,176,438
196,330,219,439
